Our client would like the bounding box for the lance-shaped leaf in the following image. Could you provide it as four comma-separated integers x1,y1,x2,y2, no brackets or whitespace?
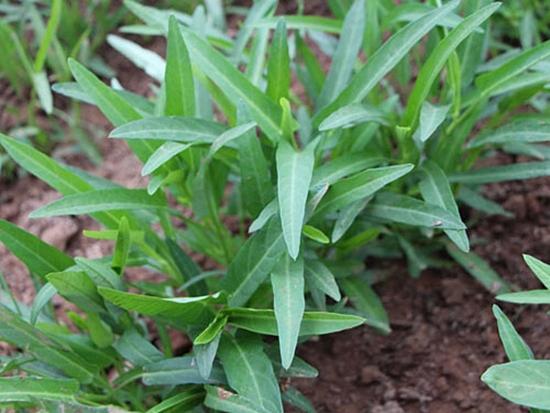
271,254,305,369
497,290,550,304
218,333,283,413
523,254,550,289
165,16,195,116
113,328,163,367
107,35,165,82
142,356,224,385
257,16,342,33
224,308,364,336
310,154,385,188
266,19,290,102
0,305,97,383
0,377,79,403
413,102,450,143
492,305,533,362
276,141,315,259
313,0,459,125
419,160,469,252
224,218,286,307
468,119,550,148
110,116,226,143
47,271,106,314
142,142,193,176
367,192,467,230
99,288,223,324
402,2,500,127
205,385,271,413
319,104,390,131
304,260,341,302
449,161,550,184
0,219,74,278
317,0,365,108
482,360,550,410
147,387,205,413
30,189,167,218
181,28,282,142
315,164,414,217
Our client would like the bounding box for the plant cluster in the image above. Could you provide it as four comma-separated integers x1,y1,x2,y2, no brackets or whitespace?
0,0,550,411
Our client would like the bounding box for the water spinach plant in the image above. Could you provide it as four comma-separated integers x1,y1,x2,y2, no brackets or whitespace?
1,0,550,410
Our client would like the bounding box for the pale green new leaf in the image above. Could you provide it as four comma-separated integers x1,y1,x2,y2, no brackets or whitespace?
492,305,533,361
107,35,165,82
266,19,290,103
142,142,193,176
523,254,550,289
271,254,305,369
276,141,315,259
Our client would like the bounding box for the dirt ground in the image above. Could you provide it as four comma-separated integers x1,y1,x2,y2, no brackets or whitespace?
1,4,550,412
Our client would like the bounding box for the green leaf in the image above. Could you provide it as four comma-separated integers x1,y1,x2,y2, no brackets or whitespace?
165,16,195,116
195,315,228,345
0,219,74,278
482,360,550,410
32,71,53,114
166,238,207,296
339,276,390,333
303,225,330,244
317,0,365,108
142,142,193,176
30,282,56,325
256,16,342,33
402,2,500,128
224,217,286,307
112,217,130,274
47,271,105,314
419,160,469,252
266,19,290,103
446,243,510,294
468,119,550,148
497,290,550,304
304,260,341,302
107,35,165,82
110,116,226,143
146,387,205,413
315,164,414,217
271,254,305,369
143,356,224,385
30,189,167,218
457,186,513,218
225,308,365,336
113,328,163,367
218,333,283,413
413,102,450,143
319,104,389,131
310,154,384,188
237,103,274,217
0,377,78,403
283,387,316,413
523,254,550,289
249,199,278,233
492,305,533,361
476,40,550,95
99,287,223,324
276,141,315,259
208,121,258,159
195,329,222,380
331,198,370,243
313,0,459,125
0,305,96,383
205,385,270,413
367,192,467,230
449,162,550,184
182,28,282,142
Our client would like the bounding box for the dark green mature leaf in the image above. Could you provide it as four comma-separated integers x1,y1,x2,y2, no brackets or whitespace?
317,0,365,108
310,154,385,188
47,271,105,314
0,305,97,383
313,0,459,125
142,142,193,176
304,260,341,302
266,19,290,103
0,219,74,278
492,305,533,361
315,164,414,217
30,283,56,325
446,243,510,294
367,192,467,230
165,16,195,116
468,119,550,148
205,385,269,413
0,377,78,402
402,2,500,127
482,360,550,410
224,218,286,307
99,288,223,323
457,186,513,218
113,328,163,367
276,141,315,259
420,160,469,252
225,308,364,336
143,356,224,385
449,162,550,184
30,189,167,218
339,277,389,333
218,333,283,413
271,255,305,369
110,116,226,143
181,28,282,142
146,387,205,413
